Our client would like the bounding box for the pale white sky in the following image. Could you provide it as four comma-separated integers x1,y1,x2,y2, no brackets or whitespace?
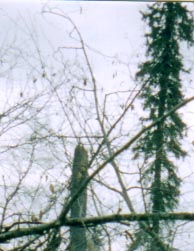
0,1,146,86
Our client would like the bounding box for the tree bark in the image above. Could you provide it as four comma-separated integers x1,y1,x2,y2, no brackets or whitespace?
70,144,88,251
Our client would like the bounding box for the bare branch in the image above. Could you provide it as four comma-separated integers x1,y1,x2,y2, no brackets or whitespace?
59,95,194,219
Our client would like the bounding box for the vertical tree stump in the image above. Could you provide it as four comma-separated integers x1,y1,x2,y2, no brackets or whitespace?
70,144,88,251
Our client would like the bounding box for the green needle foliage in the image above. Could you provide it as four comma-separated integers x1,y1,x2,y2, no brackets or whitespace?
131,3,194,251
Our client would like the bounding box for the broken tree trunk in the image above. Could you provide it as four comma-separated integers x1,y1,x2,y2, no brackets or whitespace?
70,144,88,251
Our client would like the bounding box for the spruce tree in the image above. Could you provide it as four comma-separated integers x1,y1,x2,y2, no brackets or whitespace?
131,3,194,250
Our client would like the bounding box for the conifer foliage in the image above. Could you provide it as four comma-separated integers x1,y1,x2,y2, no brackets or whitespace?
132,3,194,250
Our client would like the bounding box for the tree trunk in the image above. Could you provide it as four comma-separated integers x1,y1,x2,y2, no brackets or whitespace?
70,144,88,251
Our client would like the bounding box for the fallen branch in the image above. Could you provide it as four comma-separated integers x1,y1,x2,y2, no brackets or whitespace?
1,212,194,243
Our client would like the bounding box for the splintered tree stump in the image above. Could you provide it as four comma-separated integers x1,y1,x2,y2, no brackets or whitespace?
70,144,88,251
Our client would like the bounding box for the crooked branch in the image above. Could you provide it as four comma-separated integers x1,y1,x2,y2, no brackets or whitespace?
1,212,194,243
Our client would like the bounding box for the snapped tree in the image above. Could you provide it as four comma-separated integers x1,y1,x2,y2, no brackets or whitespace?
70,144,88,251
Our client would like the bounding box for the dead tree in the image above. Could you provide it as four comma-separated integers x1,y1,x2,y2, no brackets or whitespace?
70,144,88,251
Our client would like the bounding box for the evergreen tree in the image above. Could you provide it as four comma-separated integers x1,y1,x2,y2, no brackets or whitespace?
131,3,194,250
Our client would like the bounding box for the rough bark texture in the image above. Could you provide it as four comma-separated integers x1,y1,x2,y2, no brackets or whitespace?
70,144,88,251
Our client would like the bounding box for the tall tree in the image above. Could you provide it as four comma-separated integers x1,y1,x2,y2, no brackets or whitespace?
131,3,194,250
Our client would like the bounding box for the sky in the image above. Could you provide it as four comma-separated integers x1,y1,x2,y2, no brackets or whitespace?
0,1,147,93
